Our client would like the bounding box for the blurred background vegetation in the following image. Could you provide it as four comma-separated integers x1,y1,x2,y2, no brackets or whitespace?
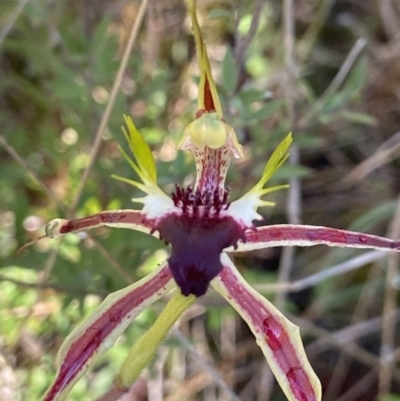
1,0,400,400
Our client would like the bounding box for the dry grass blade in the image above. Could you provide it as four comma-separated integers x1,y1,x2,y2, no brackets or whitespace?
343,131,400,184
379,193,400,395
323,263,382,400
254,250,387,293
379,0,400,40
9,247,59,352
171,327,242,401
234,0,264,89
272,3,304,398
335,369,377,401
297,0,335,62
70,0,149,212
276,0,300,307
0,0,30,46
297,316,400,382
89,237,134,283
305,311,400,355
298,37,367,130
0,135,66,212
0,274,106,296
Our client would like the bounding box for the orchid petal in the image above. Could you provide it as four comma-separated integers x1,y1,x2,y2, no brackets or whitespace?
227,134,292,228
255,133,292,191
122,115,157,185
212,254,321,401
115,291,196,390
186,0,222,116
232,224,400,253
43,263,175,401
114,116,176,219
44,210,153,239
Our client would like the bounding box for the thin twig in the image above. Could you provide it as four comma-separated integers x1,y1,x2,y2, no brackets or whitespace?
378,0,400,40
3,122,135,287
297,0,335,63
317,37,367,109
253,249,387,293
0,274,106,296
0,135,66,212
299,37,367,130
233,0,264,90
335,369,377,401
343,131,400,184
379,192,400,395
303,310,400,355
10,247,59,351
93,385,127,401
323,263,382,400
0,0,30,46
276,0,300,310
296,316,400,383
171,327,242,401
90,238,134,283
147,346,169,401
70,0,149,212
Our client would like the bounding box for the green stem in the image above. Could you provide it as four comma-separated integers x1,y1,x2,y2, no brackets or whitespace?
114,290,196,389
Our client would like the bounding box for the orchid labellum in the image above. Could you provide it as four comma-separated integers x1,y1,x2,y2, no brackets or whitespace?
36,1,400,401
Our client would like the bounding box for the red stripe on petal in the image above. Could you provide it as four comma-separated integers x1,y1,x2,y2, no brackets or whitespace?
203,77,216,113
242,224,400,252
59,211,153,234
215,258,320,401
43,265,172,401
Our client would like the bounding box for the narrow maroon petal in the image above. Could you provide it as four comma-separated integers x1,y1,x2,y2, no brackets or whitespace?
212,254,321,401
44,210,154,239
43,264,174,401
60,212,150,233
234,224,400,253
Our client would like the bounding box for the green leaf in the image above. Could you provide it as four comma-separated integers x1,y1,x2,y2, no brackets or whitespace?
258,133,292,187
249,100,284,123
207,8,231,20
344,59,368,92
222,47,238,93
348,201,398,232
273,164,314,180
238,88,269,104
295,132,325,148
340,110,377,126
123,115,157,184
381,395,400,401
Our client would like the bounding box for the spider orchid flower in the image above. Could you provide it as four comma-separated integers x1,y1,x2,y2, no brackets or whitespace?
38,2,400,401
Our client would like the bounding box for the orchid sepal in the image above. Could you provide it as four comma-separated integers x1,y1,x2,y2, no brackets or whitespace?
43,263,175,401
227,133,292,228
44,210,153,238
115,115,178,220
232,224,400,253
254,132,293,192
122,115,157,185
212,254,321,401
185,0,222,116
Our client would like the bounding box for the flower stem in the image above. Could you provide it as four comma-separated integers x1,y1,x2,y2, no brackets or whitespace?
114,290,196,390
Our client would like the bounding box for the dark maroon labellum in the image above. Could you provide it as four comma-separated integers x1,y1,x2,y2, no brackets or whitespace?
156,213,245,297
155,186,246,297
